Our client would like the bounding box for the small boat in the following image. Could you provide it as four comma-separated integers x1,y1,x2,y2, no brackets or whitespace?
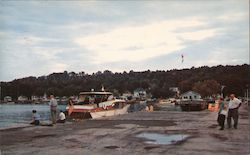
159,99,175,106
66,91,130,119
180,99,207,111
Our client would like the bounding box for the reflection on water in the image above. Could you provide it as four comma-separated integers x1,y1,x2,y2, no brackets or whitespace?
136,132,189,145
0,104,66,128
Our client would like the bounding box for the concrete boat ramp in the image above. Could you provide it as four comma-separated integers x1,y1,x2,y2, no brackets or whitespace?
1,105,250,155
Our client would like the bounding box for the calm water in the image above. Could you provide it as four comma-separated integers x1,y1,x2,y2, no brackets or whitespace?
0,104,66,129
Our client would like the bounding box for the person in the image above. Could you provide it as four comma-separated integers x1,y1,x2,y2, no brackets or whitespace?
68,98,74,116
30,110,40,125
49,95,58,124
57,110,66,123
217,97,227,130
227,94,241,129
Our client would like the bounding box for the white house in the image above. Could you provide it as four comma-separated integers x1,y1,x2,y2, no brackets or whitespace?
4,96,12,102
169,87,180,97
133,88,147,99
180,91,201,100
18,96,28,102
31,96,40,101
169,87,179,93
122,91,133,99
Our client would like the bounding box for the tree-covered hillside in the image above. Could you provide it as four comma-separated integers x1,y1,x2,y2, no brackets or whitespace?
1,64,249,99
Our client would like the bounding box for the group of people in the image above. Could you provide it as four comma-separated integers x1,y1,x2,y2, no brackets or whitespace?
217,94,241,130
30,95,66,126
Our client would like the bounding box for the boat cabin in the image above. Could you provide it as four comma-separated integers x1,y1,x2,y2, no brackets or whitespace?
180,91,202,100
77,92,113,106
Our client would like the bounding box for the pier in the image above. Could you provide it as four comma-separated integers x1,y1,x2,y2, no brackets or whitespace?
1,105,249,155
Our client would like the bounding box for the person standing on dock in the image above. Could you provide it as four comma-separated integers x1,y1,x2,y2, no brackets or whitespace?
217,97,227,130
68,98,74,116
49,95,58,124
227,94,241,129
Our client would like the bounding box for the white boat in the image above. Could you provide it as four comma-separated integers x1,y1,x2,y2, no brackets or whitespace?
66,91,130,119
159,99,175,105
90,102,130,119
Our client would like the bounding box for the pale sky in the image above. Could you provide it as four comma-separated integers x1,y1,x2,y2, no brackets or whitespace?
0,0,249,82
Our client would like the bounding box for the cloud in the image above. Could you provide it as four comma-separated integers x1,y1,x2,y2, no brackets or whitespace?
0,0,249,81
74,17,217,63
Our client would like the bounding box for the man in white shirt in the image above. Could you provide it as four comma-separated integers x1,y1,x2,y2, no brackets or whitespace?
49,95,58,124
227,94,241,129
57,110,66,123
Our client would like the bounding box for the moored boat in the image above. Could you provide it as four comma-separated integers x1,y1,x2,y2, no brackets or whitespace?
66,91,130,119
180,99,207,111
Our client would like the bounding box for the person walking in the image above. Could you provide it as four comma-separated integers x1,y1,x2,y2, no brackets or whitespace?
227,94,241,129
217,97,227,130
49,95,58,124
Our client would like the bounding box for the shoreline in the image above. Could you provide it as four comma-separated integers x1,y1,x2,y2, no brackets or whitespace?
0,124,33,131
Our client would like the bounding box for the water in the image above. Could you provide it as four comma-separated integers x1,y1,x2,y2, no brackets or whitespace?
159,104,182,111
136,132,190,145
0,104,66,129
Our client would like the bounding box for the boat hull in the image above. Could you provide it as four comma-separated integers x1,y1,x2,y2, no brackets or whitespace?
180,100,207,111
90,105,130,119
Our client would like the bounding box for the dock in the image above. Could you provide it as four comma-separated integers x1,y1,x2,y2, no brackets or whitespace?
1,105,250,155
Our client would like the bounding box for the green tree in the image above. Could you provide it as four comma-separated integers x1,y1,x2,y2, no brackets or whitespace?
192,79,220,97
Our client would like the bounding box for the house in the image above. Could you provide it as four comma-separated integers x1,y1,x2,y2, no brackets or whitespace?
122,91,133,100
180,91,201,100
4,96,12,102
18,96,28,102
42,93,49,102
169,87,180,97
133,88,147,99
31,96,40,101
169,87,179,93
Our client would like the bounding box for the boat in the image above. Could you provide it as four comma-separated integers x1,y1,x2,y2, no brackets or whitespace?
66,91,130,119
159,99,175,106
180,99,207,111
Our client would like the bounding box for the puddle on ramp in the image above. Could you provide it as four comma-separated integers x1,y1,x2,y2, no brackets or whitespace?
136,132,190,145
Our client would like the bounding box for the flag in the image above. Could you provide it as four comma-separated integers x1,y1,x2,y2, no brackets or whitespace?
181,54,184,63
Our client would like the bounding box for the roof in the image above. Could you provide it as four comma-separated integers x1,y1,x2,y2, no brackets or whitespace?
134,88,146,92
181,91,201,96
79,92,112,95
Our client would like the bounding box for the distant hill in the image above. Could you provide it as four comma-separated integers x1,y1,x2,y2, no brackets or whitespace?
1,64,249,99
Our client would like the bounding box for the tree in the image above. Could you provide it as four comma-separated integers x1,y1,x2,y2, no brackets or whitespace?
192,79,220,97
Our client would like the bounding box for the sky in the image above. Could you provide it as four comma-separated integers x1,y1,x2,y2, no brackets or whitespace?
0,0,249,82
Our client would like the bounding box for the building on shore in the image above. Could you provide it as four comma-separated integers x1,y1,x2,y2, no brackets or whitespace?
180,91,201,100
133,88,147,100
169,87,180,97
18,96,28,102
4,96,12,102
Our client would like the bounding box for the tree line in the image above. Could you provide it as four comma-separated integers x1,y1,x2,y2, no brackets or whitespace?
1,64,249,99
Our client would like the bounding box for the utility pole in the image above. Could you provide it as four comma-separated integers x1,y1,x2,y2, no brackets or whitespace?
0,85,1,103
221,85,225,98
247,84,249,106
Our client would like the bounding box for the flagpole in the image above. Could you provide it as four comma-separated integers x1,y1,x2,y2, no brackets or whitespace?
180,54,184,102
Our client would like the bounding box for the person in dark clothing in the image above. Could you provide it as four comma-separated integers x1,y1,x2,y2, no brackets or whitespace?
30,110,40,125
217,97,227,130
